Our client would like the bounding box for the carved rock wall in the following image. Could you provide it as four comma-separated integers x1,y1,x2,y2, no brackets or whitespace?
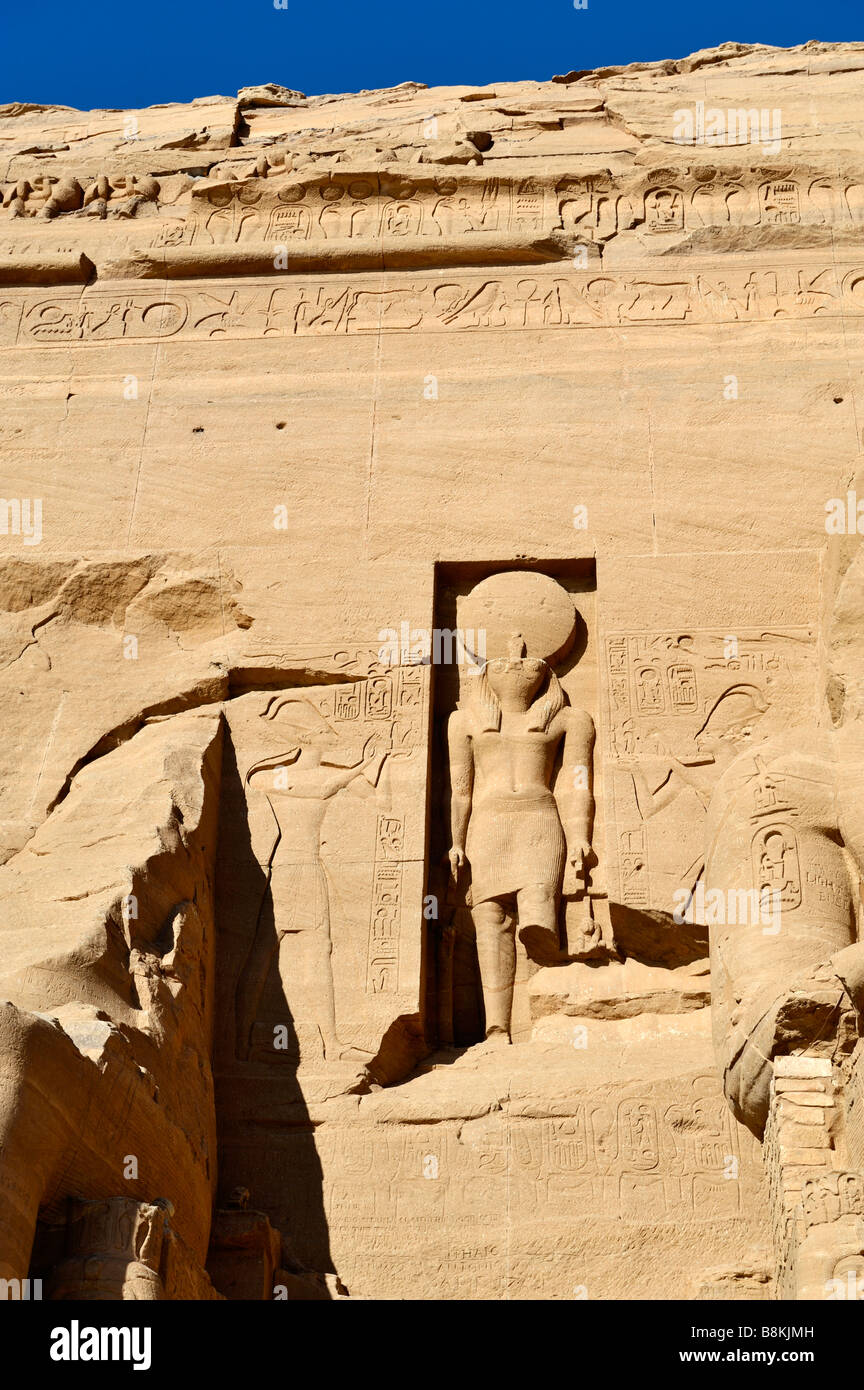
3,40,864,1299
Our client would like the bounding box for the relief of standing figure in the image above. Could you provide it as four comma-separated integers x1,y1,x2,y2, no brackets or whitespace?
447,572,594,1047
235,696,386,1065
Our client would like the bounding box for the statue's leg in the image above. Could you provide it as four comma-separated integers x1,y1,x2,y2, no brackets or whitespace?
472,898,515,1042
299,866,369,1065
311,880,341,1062
516,884,562,965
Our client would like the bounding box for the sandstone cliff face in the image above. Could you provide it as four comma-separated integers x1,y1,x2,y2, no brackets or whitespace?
3,40,864,279
0,710,222,1291
2,42,864,1300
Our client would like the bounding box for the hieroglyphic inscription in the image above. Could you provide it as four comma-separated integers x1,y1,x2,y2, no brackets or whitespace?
5,262,864,350
299,1073,765,1297
366,814,404,993
801,1171,864,1227
184,175,507,245
604,628,815,909
170,168,864,247
4,164,864,249
752,823,802,911
314,1079,758,1210
605,629,811,747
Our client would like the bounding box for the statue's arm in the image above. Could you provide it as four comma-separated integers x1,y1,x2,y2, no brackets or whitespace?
325,737,389,796
557,707,595,870
448,709,473,874
629,759,680,818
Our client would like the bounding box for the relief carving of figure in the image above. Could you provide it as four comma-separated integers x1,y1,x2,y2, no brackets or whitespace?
447,573,594,1046
235,696,386,1064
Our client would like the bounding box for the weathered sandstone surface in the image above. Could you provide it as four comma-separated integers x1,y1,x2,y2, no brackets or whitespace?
2,40,864,1300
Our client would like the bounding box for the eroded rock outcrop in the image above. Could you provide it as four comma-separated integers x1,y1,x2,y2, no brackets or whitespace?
0,709,222,1290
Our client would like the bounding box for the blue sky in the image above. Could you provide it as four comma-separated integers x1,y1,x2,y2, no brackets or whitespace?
2,0,861,111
